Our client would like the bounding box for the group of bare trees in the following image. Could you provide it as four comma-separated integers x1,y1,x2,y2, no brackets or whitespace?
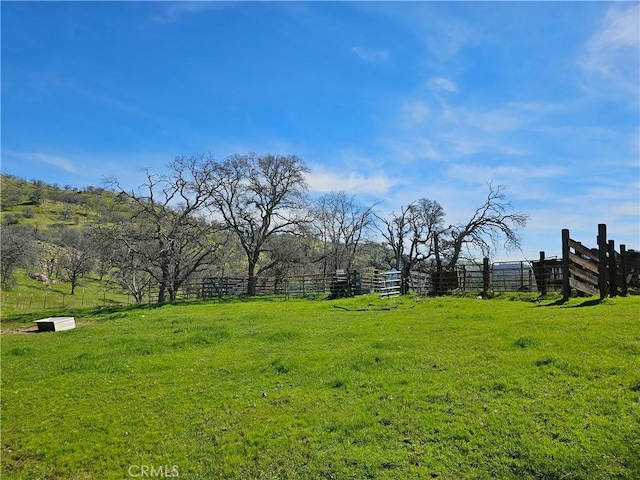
99,153,313,299
376,187,529,294
1,153,529,300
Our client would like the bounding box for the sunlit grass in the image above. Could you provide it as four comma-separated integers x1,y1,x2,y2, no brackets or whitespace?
1,271,133,317
2,294,639,479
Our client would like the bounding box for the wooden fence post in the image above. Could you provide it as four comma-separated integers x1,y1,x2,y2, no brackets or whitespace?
482,257,490,296
562,229,570,301
608,239,617,298
538,251,547,295
461,265,466,292
597,224,608,299
620,244,628,296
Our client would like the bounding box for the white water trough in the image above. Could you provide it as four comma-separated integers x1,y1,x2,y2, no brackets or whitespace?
33,317,75,332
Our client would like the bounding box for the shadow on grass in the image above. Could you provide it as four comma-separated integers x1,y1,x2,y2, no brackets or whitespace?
1,302,161,324
539,297,603,308
1,293,324,324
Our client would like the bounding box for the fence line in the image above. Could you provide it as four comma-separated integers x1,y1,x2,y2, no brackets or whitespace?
4,228,637,311
1,287,133,312
561,224,630,300
1,263,557,311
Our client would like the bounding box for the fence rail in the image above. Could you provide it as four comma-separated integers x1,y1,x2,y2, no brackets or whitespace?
4,225,637,312
561,224,630,300
1,262,561,312
1,288,139,312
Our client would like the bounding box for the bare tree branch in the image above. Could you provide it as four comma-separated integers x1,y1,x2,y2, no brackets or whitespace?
376,199,445,294
443,183,529,269
103,155,223,303
202,153,310,295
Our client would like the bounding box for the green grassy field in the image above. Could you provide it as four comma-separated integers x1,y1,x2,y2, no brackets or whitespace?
1,272,134,316
2,294,639,479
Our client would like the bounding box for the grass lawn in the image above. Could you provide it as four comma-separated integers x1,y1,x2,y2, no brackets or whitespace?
2,294,639,479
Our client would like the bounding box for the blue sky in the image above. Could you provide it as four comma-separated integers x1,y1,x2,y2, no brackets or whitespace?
2,1,639,261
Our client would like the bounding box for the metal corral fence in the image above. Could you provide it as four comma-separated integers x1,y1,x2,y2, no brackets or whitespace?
473,260,560,293
198,270,381,298
3,261,569,312
194,261,563,300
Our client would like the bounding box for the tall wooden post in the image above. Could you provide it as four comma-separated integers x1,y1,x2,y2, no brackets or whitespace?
620,245,628,296
482,257,490,296
461,265,466,292
519,261,524,291
562,229,571,301
597,224,608,299
433,232,442,294
608,240,617,298
538,251,547,295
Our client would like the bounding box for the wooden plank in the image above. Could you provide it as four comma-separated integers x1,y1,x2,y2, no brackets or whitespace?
598,224,608,299
562,229,570,301
569,277,599,296
569,252,599,274
568,239,598,262
569,265,598,287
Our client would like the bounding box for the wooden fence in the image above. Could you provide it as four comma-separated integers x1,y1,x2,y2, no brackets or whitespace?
561,224,629,300
172,232,638,302
531,253,563,296
6,224,636,312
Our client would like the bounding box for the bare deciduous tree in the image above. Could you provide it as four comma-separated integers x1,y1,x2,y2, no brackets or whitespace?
311,191,378,274
258,233,314,279
105,155,223,303
59,228,95,295
203,153,310,295
376,198,445,294
93,231,153,303
0,225,37,288
440,183,529,270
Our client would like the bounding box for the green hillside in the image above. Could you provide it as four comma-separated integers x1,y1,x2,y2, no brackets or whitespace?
0,174,129,228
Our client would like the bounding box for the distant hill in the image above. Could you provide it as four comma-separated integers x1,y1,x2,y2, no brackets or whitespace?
0,173,132,229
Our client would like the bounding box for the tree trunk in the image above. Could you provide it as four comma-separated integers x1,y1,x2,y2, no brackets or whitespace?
157,281,167,304
158,263,169,303
247,261,257,296
401,262,411,295
434,232,442,293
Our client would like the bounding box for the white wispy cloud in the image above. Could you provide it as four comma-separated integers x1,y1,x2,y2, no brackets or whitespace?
305,167,396,195
578,3,640,97
386,97,532,162
462,108,523,133
402,100,430,123
445,163,565,200
151,2,231,24
31,153,77,173
631,131,640,155
381,137,442,163
351,46,389,63
551,180,640,248
420,14,475,60
430,77,457,93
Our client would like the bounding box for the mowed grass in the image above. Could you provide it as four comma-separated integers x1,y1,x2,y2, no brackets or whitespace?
2,295,639,479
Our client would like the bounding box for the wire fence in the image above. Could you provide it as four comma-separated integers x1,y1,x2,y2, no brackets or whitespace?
1,288,139,312
2,260,566,313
